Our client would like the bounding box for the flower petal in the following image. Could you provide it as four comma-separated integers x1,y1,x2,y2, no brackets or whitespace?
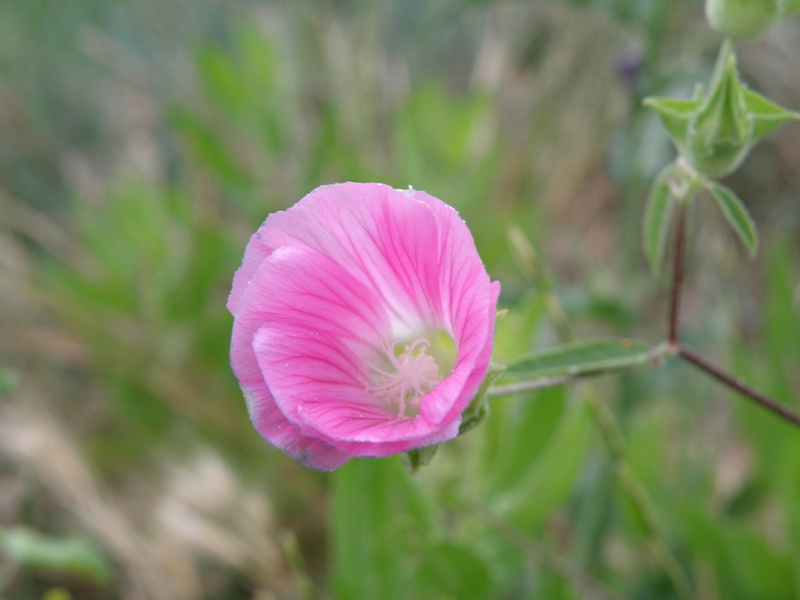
241,183,444,338
231,244,395,470
402,189,500,424
419,281,500,425
254,325,461,457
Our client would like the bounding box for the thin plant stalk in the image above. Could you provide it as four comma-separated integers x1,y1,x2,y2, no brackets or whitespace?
678,344,800,427
664,185,800,429
668,202,688,345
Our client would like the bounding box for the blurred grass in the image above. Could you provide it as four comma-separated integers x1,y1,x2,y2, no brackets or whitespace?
1,0,800,598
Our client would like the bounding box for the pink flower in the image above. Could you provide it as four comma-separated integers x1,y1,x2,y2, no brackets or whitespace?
227,183,499,470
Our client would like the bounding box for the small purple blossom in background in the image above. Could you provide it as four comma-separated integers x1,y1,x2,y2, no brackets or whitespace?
227,183,500,470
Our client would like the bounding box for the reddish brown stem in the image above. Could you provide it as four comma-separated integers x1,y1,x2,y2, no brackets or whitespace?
665,191,800,429
668,203,687,345
678,344,800,427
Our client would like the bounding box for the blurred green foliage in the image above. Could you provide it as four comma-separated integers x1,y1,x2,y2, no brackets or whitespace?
1,0,800,599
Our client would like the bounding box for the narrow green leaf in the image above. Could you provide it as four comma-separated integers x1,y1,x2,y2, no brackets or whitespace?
492,402,593,531
707,182,758,256
741,87,800,142
503,339,655,382
487,386,567,496
331,457,435,600
643,165,677,274
415,541,494,599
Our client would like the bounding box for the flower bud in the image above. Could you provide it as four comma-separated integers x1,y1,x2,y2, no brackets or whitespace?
644,46,800,179
705,0,782,39
685,55,752,177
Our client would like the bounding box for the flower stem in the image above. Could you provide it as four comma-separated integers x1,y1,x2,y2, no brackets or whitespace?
678,344,800,427
662,168,800,430
668,202,688,345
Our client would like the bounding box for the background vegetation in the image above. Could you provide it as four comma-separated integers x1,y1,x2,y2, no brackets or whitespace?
1,0,799,598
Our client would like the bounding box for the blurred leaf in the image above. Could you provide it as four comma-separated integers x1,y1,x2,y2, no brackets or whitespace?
0,526,112,584
642,164,676,274
680,506,796,600
0,366,19,394
492,401,593,532
503,339,656,382
331,457,436,600
415,541,494,600
41,589,72,600
706,181,758,256
171,108,252,188
487,386,567,496
492,293,548,363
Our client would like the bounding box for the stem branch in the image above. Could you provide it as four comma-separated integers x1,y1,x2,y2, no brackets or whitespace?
678,344,800,427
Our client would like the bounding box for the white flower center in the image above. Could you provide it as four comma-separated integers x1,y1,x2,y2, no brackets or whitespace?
368,338,444,417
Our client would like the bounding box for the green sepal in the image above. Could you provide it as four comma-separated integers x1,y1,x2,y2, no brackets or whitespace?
458,361,506,436
706,181,759,256
406,445,440,473
643,86,704,158
643,164,678,274
405,361,505,471
742,87,800,142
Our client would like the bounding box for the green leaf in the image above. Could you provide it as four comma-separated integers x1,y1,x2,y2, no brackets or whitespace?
503,339,655,382
415,541,494,600
0,526,112,584
487,386,567,496
331,457,436,600
0,366,19,394
643,164,677,274
491,402,593,531
707,182,758,256
680,505,795,600
784,0,800,16
741,87,800,142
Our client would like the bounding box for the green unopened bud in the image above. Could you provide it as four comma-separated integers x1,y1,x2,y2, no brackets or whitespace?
686,54,751,177
644,44,800,179
705,0,783,39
